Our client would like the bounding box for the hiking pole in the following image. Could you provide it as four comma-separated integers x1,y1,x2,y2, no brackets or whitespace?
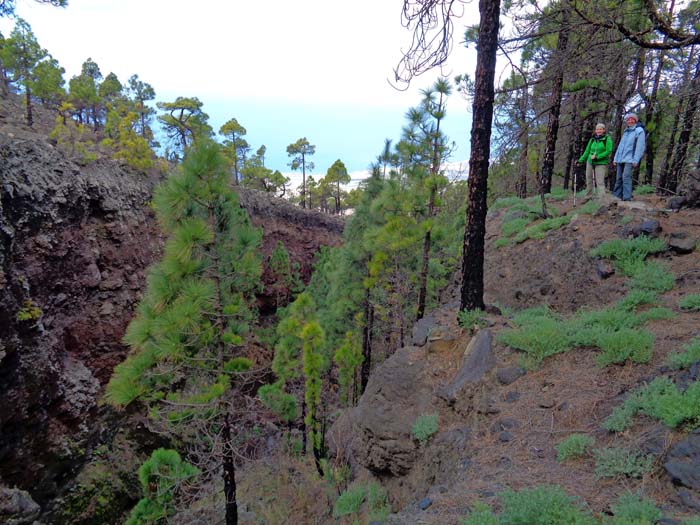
573,166,577,207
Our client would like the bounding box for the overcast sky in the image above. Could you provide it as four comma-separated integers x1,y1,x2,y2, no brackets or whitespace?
2,0,484,182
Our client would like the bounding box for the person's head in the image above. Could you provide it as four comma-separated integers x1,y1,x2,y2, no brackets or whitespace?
624,113,638,127
595,123,606,135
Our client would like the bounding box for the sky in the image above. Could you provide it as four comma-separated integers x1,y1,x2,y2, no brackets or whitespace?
1,0,484,185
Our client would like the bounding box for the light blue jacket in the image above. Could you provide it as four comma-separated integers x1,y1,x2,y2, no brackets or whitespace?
614,125,646,164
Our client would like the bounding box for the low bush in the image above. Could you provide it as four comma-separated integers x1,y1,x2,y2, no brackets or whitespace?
679,294,700,312
333,484,366,518
556,434,595,462
603,377,700,432
590,237,667,277
458,309,488,330
667,338,700,370
627,261,675,292
499,293,672,369
609,492,662,524
412,414,439,445
594,447,655,479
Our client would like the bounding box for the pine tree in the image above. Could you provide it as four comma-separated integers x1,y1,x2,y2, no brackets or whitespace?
106,140,262,525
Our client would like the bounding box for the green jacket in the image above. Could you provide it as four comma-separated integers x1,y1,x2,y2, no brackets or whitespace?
578,134,613,165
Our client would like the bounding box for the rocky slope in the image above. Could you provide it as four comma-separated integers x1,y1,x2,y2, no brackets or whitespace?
327,195,700,524
0,102,344,523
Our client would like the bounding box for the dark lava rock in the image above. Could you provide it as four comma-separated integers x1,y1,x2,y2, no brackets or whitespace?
668,232,697,254
438,329,495,404
419,497,433,510
412,314,437,347
625,218,662,238
0,485,40,525
496,366,526,385
505,391,521,403
596,260,615,279
491,418,520,433
499,431,513,443
664,435,700,489
678,488,700,511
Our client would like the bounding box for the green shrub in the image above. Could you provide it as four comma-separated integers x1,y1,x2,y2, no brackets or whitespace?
499,293,666,369
594,447,655,479
501,217,531,237
683,518,700,525
494,238,511,249
590,237,667,277
679,294,700,311
333,481,390,521
498,485,596,525
458,309,487,330
556,434,595,461
16,300,42,322
574,199,602,215
333,483,366,518
628,261,675,292
514,215,571,243
366,482,391,521
461,502,499,525
609,492,662,524
412,414,439,445
595,328,654,366
634,184,655,195
604,377,700,431
667,338,700,370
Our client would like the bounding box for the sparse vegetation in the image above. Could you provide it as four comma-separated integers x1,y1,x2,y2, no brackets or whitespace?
498,293,673,369
16,299,42,322
332,481,390,522
590,237,667,277
679,294,700,311
603,376,700,431
458,308,488,330
609,492,662,524
627,261,675,292
556,434,595,461
461,485,596,525
667,338,700,370
412,413,439,445
634,184,656,195
594,447,655,479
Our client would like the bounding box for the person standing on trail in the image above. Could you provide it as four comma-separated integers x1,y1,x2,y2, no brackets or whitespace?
613,113,646,201
578,123,613,199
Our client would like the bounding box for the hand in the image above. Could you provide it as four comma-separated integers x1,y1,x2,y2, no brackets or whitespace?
633,163,638,168
591,154,596,160
613,162,617,166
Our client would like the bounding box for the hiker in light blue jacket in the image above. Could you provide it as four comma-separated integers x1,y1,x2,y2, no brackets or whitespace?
612,112,646,201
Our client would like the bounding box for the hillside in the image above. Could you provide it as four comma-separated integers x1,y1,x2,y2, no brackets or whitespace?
318,194,700,524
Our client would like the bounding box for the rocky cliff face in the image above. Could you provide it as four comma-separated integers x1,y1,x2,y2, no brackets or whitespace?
0,117,344,518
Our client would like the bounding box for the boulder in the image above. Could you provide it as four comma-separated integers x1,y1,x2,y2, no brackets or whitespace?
664,435,700,490
351,346,433,475
0,486,40,525
437,330,495,404
668,233,696,254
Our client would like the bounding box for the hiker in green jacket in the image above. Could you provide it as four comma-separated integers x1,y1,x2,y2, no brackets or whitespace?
578,123,613,199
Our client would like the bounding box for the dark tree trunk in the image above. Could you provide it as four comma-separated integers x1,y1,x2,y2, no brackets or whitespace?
25,86,33,127
360,283,373,394
460,0,500,312
540,3,570,193
643,50,666,185
563,94,582,190
222,415,238,525
516,86,529,198
416,185,436,321
667,59,700,194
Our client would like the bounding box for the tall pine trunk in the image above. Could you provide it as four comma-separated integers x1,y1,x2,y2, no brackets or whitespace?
360,282,374,394
540,3,570,193
516,86,529,198
460,0,500,312
667,59,700,194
